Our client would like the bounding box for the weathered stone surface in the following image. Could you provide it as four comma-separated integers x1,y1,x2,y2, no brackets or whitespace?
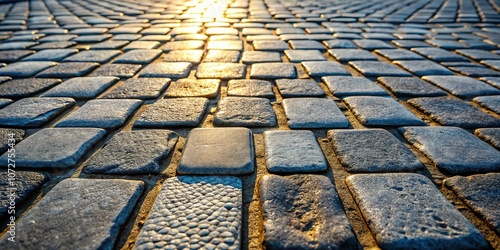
301,61,351,77
0,128,24,153
394,60,454,76
35,62,100,78
0,78,61,98
204,50,240,63
285,49,325,62
163,50,204,64
276,79,325,97
328,49,378,62
113,49,162,64
0,128,105,168
227,79,274,98
195,63,246,79
241,51,281,64
264,130,327,173
475,128,500,149
349,61,413,77
42,77,118,99
260,174,357,249
103,78,170,99
322,76,388,97
474,95,500,115
139,62,192,78
56,99,142,129
0,61,57,77
329,129,422,172
378,77,447,97
347,173,489,250
422,76,500,98
0,97,75,128
409,97,500,128
0,50,35,63
63,50,121,63
283,98,349,128
134,98,208,127
250,63,297,79
0,171,47,218
135,176,242,250
89,64,142,78
344,96,425,127
22,49,77,61
400,126,500,174
166,79,220,98
375,49,425,60
0,178,144,249
178,128,254,175
214,97,276,127
84,130,178,174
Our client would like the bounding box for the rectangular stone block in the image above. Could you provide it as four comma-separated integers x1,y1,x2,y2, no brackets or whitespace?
283,98,349,129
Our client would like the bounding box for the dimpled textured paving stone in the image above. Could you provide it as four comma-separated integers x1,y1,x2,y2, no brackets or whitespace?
0,78,61,98
42,77,119,99
0,61,57,77
0,97,75,128
378,77,447,97
276,79,325,97
134,98,208,127
322,76,388,97
56,99,142,129
301,61,351,77
422,76,500,98
0,178,144,250
84,130,178,174
166,79,220,98
0,171,47,218
329,129,423,172
195,63,246,79
349,61,413,77
214,97,276,127
139,62,192,78
445,173,500,234
260,174,357,249
103,78,170,99
394,60,454,76
344,96,425,127
250,63,297,79
400,126,500,174
409,97,500,128
347,173,489,250
264,130,327,173
475,128,500,149
0,128,105,169
178,128,254,175
283,98,349,129
474,96,500,114
227,79,274,98
135,176,242,250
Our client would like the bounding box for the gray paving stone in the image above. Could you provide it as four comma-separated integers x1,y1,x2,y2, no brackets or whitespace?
0,128,105,168
84,130,178,174
123,41,160,51
411,47,469,62
480,77,500,88
204,50,240,63
353,39,393,50
250,63,297,79
56,99,142,129
252,40,289,51
289,40,326,50
329,129,423,172
214,97,276,127
139,62,192,78
166,79,220,98
0,98,11,108
0,128,23,153
103,78,170,99
162,40,205,51
283,98,349,129
90,40,129,50
344,96,425,127
0,171,47,218
375,49,426,61
178,128,254,175
394,60,454,76
322,76,388,97
475,128,500,149
42,76,118,99
195,63,246,79
456,49,500,60
36,62,100,78
0,78,61,98
328,49,378,62
63,50,121,63
134,98,208,127
113,49,161,64
284,49,325,62
349,61,413,77
260,174,357,249
426,39,470,50
0,97,75,128
474,95,500,114
422,76,500,98
0,50,35,63
378,77,448,97
264,130,327,173
301,61,350,77
0,42,37,50
0,178,143,249
90,64,142,78
276,79,325,97
227,79,274,98
163,50,204,64
450,66,500,77
31,41,76,50
400,126,500,174
21,49,78,61
0,77,10,84
241,51,281,64
323,39,357,49
445,173,500,234
135,176,242,250
347,173,489,250
0,61,57,77
481,60,500,71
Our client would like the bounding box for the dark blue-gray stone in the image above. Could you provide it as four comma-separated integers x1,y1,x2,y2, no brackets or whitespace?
328,49,378,62
42,77,119,99
134,98,208,127
0,78,61,98
322,76,388,97
22,49,78,61
214,97,276,127
475,128,500,149
474,95,500,114
282,98,349,129
301,61,351,77
0,171,47,219
276,79,325,97
0,61,57,77
377,77,447,97
250,63,297,79
394,60,454,76
62,50,121,63
422,76,500,98
102,78,170,99
35,62,100,78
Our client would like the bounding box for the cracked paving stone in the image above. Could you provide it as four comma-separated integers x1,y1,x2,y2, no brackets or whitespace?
322,76,388,97
204,50,240,63
301,61,351,77
0,128,105,168
374,49,426,61
347,173,489,250
260,174,357,249
178,128,254,175
264,130,327,173
90,64,142,78
135,176,241,250
163,50,204,64
276,79,325,97
103,78,170,99
134,98,208,127
162,40,205,51
241,51,281,64
22,49,78,62
378,77,447,97
445,173,500,234
475,128,500,149
250,63,297,79
349,61,413,77
0,78,61,98
0,50,35,63
329,129,423,172
0,128,23,153
84,130,178,174
394,60,454,76
252,40,289,51
422,76,500,98
0,97,75,128
400,126,500,174
0,171,47,218
283,98,349,129
36,62,100,78
42,77,118,99
328,49,378,62
227,79,274,98
195,63,246,79
0,61,57,77
284,49,325,62
166,79,220,98
63,50,121,63
0,178,143,249
113,49,162,64
56,99,141,129
214,97,276,127
474,95,500,114
139,62,192,78
344,96,425,127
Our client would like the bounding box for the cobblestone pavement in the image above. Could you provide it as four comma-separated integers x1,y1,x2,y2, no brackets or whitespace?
0,0,500,249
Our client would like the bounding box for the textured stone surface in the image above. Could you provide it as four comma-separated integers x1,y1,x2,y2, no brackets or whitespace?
63,50,121,63
0,61,57,77
378,77,447,97
349,61,413,77
0,78,61,98
0,128,105,168
328,49,378,62
178,128,254,175
323,76,388,97
139,62,192,78
475,128,500,149
22,49,77,62
260,174,357,249
35,62,99,78
347,173,489,250
400,126,500,174
214,97,276,127
276,79,325,97
166,79,220,98
102,78,170,99
84,130,178,174
42,77,118,99
394,60,454,76
0,171,47,218
227,79,274,98
283,98,349,129
195,63,246,79
0,178,144,249
474,95,500,115
301,61,351,77
134,98,208,127
135,176,242,250
250,63,297,79
0,128,24,153
89,63,142,78
422,76,500,98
